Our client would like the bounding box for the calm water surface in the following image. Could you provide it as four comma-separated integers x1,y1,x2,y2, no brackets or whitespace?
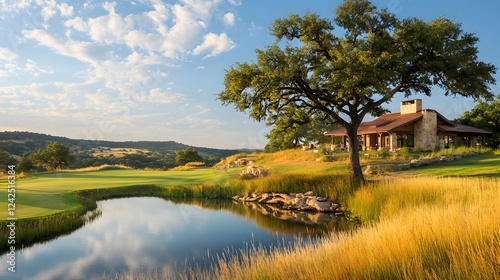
0,197,348,279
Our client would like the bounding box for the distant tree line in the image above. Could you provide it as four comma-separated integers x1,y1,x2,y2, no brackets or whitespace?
0,141,220,173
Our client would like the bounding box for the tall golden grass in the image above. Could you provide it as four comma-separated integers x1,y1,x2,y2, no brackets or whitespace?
184,177,499,280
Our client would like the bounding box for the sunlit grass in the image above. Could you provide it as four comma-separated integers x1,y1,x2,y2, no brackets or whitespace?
183,176,500,280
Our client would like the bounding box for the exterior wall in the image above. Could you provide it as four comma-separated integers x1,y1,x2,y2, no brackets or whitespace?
414,110,438,151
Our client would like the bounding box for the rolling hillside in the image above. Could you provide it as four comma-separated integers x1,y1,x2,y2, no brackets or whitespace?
0,131,245,158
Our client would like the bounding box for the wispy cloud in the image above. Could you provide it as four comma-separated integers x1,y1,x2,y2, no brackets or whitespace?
222,12,235,27
192,33,235,58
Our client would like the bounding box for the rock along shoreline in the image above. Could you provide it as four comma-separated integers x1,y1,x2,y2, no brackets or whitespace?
232,191,345,215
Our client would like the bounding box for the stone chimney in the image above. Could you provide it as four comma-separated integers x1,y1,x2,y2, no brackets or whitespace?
400,99,422,114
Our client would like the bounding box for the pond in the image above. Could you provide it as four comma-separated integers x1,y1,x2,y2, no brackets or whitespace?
0,197,352,279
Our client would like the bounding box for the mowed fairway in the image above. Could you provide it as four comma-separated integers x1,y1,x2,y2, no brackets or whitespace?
0,168,238,219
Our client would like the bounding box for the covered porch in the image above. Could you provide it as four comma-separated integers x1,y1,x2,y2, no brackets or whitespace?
328,132,414,152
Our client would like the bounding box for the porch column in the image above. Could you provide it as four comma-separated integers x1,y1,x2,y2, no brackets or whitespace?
377,133,382,150
390,133,398,151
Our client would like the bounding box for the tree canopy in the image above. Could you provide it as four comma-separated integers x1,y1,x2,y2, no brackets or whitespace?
29,142,72,171
218,0,496,181
0,150,16,172
175,148,204,166
458,94,500,148
264,109,338,152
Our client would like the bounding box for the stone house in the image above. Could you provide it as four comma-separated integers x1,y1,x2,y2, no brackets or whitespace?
325,99,492,151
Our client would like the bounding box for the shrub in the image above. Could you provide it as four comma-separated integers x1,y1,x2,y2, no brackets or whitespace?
398,147,411,159
376,149,390,159
494,149,500,157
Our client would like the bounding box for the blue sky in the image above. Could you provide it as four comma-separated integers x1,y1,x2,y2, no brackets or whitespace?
0,0,498,149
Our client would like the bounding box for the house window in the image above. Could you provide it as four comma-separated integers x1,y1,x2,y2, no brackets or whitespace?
397,134,414,148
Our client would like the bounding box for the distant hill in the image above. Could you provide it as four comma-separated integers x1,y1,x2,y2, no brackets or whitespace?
0,131,244,158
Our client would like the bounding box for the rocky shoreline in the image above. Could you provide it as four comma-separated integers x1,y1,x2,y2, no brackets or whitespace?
232,191,345,215
364,151,479,174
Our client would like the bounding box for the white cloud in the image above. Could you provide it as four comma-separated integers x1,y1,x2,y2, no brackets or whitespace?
102,1,117,13
0,47,18,62
227,0,242,5
222,12,235,27
64,17,88,32
192,32,235,58
160,4,204,56
180,0,219,20
23,29,111,64
39,0,57,22
61,0,237,59
0,0,31,13
87,9,129,44
58,3,73,17
138,87,184,104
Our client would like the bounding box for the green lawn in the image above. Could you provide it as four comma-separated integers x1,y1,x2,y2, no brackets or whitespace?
0,168,240,219
397,154,500,177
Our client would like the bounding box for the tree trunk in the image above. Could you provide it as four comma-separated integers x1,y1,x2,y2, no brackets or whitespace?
345,123,364,182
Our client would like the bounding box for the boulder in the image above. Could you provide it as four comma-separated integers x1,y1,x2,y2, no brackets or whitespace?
291,197,308,209
266,197,284,204
316,196,328,202
258,193,272,203
410,159,421,168
306,197,332,212
239,173,256,180
364,165,374,174
275,193,294,204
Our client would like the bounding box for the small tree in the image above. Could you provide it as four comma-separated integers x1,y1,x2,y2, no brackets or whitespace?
16,154,36,173
31,142,72,170
218,0,496,181
175,148,204,166
0,150,16,173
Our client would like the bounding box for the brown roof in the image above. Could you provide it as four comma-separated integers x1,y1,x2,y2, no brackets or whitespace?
438,123,492,135
326,112,422,136
325,110,491,136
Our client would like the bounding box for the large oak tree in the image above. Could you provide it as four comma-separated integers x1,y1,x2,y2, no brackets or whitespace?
218,0,496,181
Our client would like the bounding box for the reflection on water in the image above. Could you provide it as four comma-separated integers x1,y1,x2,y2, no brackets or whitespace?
0,197,353,280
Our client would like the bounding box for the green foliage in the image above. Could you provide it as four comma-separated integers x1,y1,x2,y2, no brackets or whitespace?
398,147,411,159
16,154,36,172
264,109,338,152
28,142,72,171
218,0,496,181
494,149,500,157
175,148,204,166
376,149,390,159
457,94,500,148
0,150,16,172
45,142,72,170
